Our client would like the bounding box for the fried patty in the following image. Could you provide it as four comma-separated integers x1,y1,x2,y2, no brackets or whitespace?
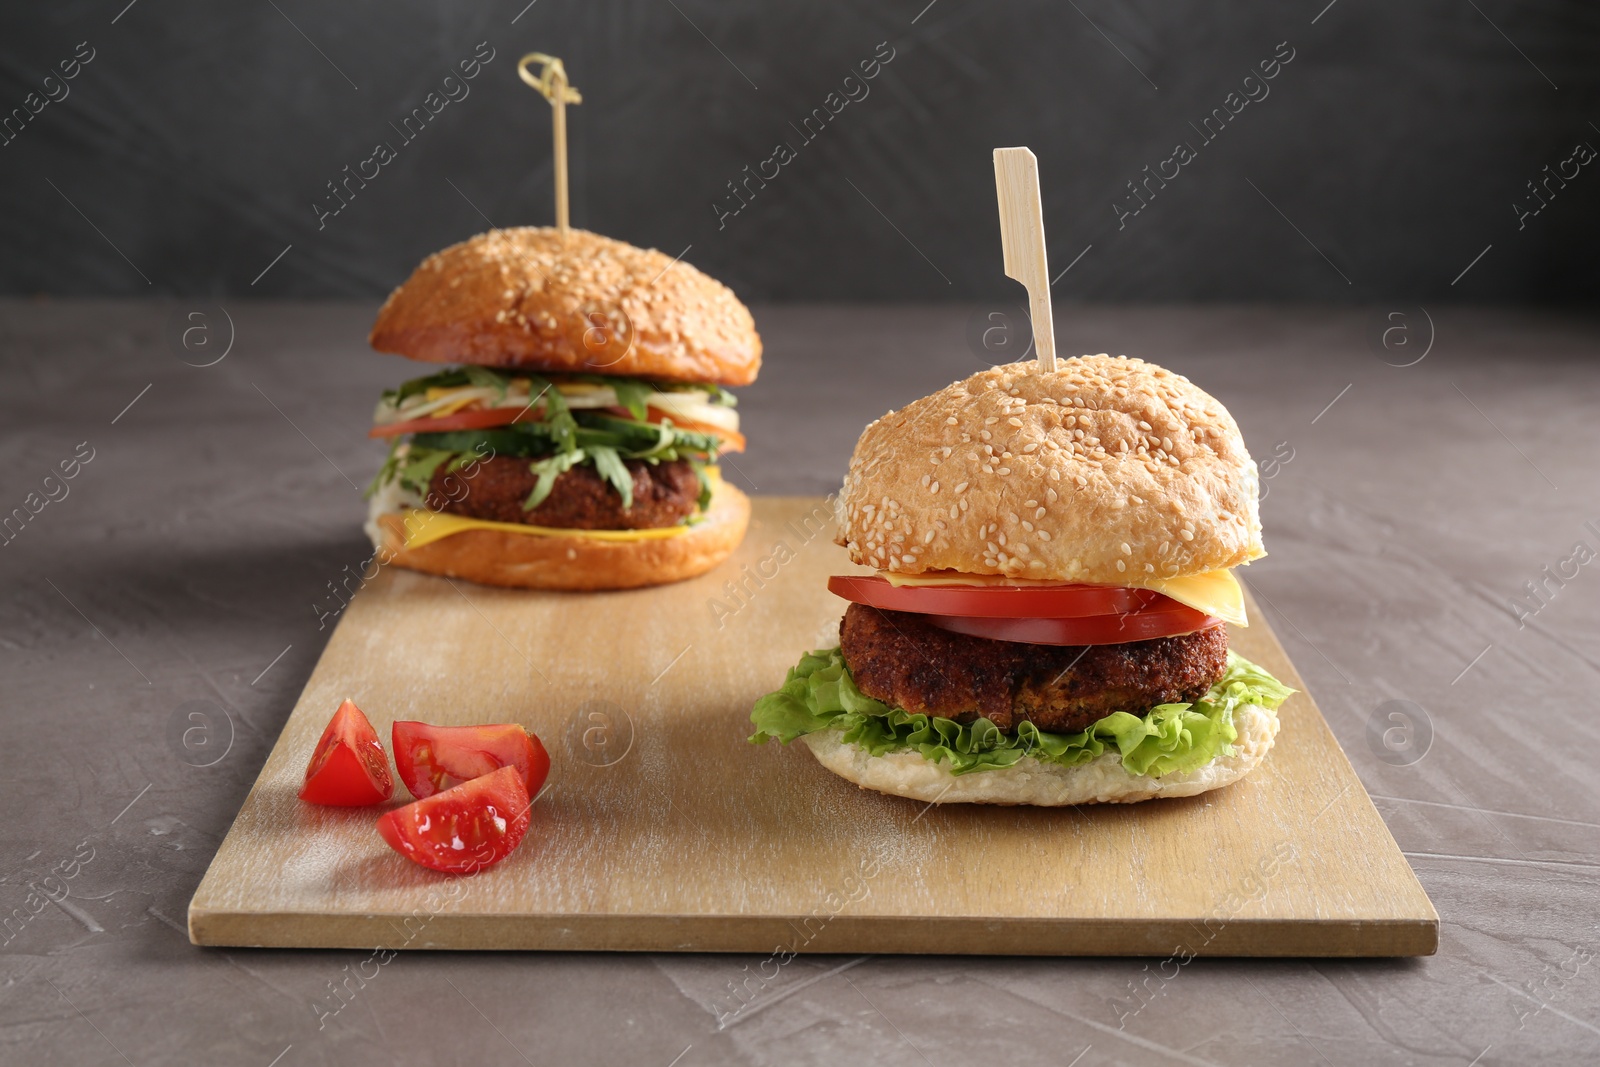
839,603,1229,732
427,455,700,530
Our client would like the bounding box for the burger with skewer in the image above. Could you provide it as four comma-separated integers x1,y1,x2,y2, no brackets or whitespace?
362,227,758,590
750,354,1293,805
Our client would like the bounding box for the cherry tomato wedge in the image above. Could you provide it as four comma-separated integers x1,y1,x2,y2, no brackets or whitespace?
369,406,540,438
375,765,531,874
391,721,550,800
299,699,394,807
828,574,1164,618
928,603,1224,646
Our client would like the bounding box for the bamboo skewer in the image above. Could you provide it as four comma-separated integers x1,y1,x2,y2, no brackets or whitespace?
993,147,1057,373
518,53,583,239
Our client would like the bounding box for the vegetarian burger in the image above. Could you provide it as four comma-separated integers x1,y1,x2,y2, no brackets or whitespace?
363,228,758,590
750,355,1293,805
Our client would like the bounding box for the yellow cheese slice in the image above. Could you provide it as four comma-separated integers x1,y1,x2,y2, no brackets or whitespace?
877,567,1248,626
399,508,694,550
420,387,486,418
1142,569,1247,627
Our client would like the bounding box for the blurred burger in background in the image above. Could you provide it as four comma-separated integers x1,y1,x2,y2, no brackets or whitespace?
363,227,758,590
751,354,1293,805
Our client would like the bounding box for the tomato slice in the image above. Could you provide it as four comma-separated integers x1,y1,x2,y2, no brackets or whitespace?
391,721,551,800
927,603,1224,646
828,574,1163,618
299,699,394,806
369,406,541,438
375,765,531,874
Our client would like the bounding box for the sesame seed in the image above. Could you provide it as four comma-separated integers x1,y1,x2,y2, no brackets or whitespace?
924,531,935,544
954,482,969,493
997,467,1011,475
1120,542,1132,554
1035,507,1046,519
1115,559,1126,572
1022,521,1034,532
1007,417,1023,427
1038,530,1051,541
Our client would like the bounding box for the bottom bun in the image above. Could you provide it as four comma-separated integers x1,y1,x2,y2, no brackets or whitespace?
371,481,750,591
799,702,1280,806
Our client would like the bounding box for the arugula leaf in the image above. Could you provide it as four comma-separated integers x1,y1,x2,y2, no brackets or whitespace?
524,375,578,453
702,383,738,407
399,448,455,496
525,450,586,510
750,649,1295,778
463,365,510,402
688,459,713,511
588,445,635,509
364,438,404,499
382,368,473,405
609,378,653,421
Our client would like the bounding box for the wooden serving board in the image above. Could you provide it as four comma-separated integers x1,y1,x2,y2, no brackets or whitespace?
189,498,1437,956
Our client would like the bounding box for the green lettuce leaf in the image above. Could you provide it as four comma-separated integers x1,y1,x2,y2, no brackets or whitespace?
749,648,1294,778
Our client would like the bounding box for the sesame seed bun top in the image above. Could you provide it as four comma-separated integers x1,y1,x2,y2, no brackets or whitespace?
369,227,761,386
833,356,1264,583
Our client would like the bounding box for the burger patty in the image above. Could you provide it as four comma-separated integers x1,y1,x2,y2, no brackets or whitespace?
839,603,1229,733
426,455,700,530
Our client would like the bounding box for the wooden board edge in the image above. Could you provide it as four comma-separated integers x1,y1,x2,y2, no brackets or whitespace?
1236,585,1440,921
188,910,1438,958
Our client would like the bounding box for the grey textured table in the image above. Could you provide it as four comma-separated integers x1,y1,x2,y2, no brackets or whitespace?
3,301,1598,1066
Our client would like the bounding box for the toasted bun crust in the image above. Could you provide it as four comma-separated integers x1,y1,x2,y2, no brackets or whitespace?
370,228,761,386
800,701,1279,805
370,482,749,591
834,356,1263,583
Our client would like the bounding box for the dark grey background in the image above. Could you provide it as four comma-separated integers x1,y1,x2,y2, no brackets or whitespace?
2,0,1597,303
